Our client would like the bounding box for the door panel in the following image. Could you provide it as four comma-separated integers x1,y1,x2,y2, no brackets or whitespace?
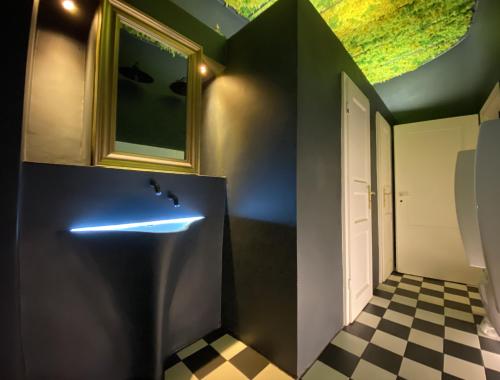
342,73,372,323
394,115,482,284
376,113,394,283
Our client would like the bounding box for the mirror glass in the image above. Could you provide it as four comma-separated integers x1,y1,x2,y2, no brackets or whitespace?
115,24,188,160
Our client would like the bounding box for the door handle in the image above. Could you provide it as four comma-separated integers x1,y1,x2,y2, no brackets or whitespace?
368,185,376,210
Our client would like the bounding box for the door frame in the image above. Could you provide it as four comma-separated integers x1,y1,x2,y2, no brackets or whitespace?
341,72,373,325
376,112,393,283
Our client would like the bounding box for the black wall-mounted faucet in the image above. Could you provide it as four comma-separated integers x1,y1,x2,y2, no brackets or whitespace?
150,179,162,196
167,191,180,208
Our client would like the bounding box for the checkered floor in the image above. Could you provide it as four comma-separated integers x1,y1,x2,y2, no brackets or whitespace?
164,329,292,379
302,272,500,380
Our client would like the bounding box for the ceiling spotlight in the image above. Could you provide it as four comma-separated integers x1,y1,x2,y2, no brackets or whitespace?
199,64,208,76
62,0,77,12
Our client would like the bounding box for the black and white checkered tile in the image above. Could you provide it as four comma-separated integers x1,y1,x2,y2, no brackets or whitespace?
164,329,292,379
303,273,500,380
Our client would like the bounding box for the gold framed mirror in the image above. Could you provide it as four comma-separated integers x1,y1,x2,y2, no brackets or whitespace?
93,0,202,173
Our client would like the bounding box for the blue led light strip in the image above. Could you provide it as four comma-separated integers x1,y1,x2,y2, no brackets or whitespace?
70,216,205,234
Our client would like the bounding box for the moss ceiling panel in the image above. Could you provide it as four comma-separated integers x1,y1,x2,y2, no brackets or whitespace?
224,0,477,84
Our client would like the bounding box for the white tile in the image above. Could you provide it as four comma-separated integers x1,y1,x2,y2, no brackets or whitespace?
469,292,481,300
351,359,397,380
415,309,445,325
409,329,443,352
445,293,470,305
445,282,468,291
418,293,444,306
472,306,486,316
482,350,500,372
371,330,407,355
445,308,475,323
444,354,486,380
404,274,423,281
332,330,369,356
203,362,247,380
383,309,414,327
302,361,349,380
211,334,247,360
392,294,417,308
399,357,441,380
378,283,397,293
445,327,480,348
370,296,390,309
389,274,402,282
399,282,420,293
422,282,444,292
177,339,207,359
357,311,381,328
164,362,198,380
254,364,292,380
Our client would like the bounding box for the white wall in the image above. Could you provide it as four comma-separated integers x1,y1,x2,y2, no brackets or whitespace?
394,115,482,285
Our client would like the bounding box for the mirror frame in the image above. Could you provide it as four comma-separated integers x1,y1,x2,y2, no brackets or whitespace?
93,0,202,173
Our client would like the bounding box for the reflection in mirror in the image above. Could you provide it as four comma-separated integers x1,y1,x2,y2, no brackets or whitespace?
116,25,188,160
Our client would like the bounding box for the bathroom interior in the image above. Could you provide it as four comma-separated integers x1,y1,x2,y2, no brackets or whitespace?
3,0,500,379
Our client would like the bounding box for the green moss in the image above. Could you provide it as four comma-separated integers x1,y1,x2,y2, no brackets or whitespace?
224,0,476,83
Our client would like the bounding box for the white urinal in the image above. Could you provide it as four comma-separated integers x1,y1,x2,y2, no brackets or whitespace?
475,119,500,337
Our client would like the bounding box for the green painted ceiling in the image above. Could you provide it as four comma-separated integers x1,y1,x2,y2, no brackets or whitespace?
224,0,477,84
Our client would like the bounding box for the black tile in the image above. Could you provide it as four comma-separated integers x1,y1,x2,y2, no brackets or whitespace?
442,373,463,380
163,354,180,370
364,303,386,317
203,328,227,344
444,340,483,365
362,343,402,374
230,346,269,379
486,368,500,380
404,342,443,371
471,298,483,307
475,315,484,325
401,277,422,287
344,321,376,341
412,318,445,337
386,279,400,287
377,318,411,340
389,301,416,317
395,288,419,299
445,317,477,334
444,300,472,313
468,286,479,293
445,287,469,297
417,300,444,315
424,277,445,286
319,344,360,377
480,336,500,354
421,287,444,298
374,288,393,300
182,346,225,379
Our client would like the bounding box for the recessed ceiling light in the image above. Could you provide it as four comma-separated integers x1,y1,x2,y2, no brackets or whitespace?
62,0,77,12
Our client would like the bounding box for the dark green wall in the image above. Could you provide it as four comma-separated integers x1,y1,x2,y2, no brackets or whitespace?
126,0,227,63
201,0,298,375
296,0,395,375
2,1,33,379
375,0,500,124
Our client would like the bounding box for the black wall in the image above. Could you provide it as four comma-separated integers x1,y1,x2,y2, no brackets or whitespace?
18,163,226,380
296,0,395,374
201,0,298,375
1,1,34,378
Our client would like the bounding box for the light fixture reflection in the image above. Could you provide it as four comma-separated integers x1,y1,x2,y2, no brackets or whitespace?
62,0,77,12
199,64,208,76
70,216,205,234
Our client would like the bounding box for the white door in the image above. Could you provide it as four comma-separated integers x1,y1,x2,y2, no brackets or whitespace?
342,73,373,324
376,113,394,283
394,115,483,284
